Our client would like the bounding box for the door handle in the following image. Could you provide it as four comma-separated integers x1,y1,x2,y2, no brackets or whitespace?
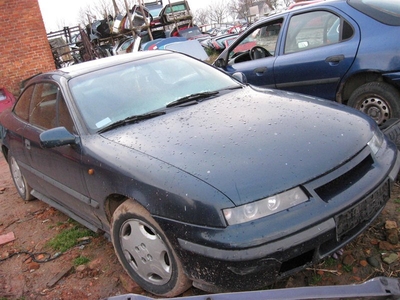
253,67,267,75
325,55,345,64
25,139,31,150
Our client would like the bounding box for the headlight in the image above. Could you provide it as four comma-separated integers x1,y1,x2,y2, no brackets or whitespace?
368,129,384,155
223,187,309,225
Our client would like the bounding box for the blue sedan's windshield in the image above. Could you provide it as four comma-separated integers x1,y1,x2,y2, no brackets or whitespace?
69,53,240,132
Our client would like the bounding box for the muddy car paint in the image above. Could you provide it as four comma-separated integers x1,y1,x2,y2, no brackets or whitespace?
0,50,399,296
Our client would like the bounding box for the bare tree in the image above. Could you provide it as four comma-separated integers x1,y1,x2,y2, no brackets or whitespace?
282,0,294,7
77,5,97,27
228,0,254,23
207,0,230,25
91,0,114,19
55,17,69,30
76,0,138,27
193,8,209,26
266,0,278,9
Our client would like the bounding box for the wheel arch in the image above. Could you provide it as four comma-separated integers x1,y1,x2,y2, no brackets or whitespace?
104,186,171,225
337,71,386,104
1,145,9,164
104,194,131,224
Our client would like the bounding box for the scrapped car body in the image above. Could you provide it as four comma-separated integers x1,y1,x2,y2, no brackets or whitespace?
0,87,16,141
214,0,400,126
1,51,399,297
0,87,16,114
106,277,400,300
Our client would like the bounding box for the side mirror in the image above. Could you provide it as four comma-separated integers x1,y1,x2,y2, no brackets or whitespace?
40,127,78,148
232,72,247,84
214,58,227,68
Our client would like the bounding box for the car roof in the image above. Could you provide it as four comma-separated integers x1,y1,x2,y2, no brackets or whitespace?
253,0,346,23
44,50,173,79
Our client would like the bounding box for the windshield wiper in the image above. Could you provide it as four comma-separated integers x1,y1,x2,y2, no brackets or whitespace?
98,111,166,133
166,91,219,108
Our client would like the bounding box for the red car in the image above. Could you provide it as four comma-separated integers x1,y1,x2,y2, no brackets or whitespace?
0,88,16,113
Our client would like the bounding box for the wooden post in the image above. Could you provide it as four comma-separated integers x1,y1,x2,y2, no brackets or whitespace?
112,0,120,16
138,0,154,40
124,0,137,38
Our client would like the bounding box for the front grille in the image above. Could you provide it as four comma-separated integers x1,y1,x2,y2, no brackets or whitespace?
334,179,390,240
315,154,374,202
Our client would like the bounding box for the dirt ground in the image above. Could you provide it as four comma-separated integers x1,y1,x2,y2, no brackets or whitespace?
0,153,399,300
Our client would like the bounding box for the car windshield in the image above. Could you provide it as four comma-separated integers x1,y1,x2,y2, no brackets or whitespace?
179,27,202,38
69,53,241,133
147,6,162,17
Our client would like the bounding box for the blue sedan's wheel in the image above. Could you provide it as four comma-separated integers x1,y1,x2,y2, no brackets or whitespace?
348,82,400,126
8,154,34,201
111,200,191,297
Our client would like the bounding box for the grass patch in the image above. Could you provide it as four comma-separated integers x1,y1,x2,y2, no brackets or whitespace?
394,198,400,204
323,257,337,268
343,264,353,272
74,256,90,266
46,225,94,252
204,50,220,64
309,274,322,285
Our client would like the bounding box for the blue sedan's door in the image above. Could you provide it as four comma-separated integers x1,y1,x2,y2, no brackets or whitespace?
273,10,360,100
226,56,277,88
224,18,284,88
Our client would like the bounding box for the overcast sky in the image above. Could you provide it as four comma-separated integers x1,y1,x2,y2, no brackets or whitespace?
38,0,212,32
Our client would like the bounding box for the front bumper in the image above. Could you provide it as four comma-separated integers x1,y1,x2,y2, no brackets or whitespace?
177,180,391,292
156,140,400,293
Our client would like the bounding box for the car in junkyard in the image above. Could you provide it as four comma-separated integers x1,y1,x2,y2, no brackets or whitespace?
115,0,193,41
203,33,240,54
175,25,210,41
106,276,400,300
214,0,400,126
0,87,16,114
1,50,399,297
0,87,16,141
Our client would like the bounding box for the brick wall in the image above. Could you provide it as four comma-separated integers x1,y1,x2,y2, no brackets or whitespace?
0,0,55,96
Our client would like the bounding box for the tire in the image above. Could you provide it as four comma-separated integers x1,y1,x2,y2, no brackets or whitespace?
111,199,191,297
382,119,400,150
348,82,400,126
8,153,35,201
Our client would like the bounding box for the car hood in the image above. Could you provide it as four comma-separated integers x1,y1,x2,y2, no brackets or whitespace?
101,87,374,206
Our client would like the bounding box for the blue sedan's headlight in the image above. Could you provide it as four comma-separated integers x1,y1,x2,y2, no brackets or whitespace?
368,130,384,155
223,187,309,225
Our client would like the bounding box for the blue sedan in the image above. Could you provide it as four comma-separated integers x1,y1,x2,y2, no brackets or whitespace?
0,50,399,296
215,0,400,126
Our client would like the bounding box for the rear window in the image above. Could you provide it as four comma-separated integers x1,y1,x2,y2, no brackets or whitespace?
347,0,400,25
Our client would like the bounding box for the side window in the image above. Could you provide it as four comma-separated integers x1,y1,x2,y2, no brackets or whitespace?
14,85,34,121
229,19,282,63
29,83,58,130
284,11,353,54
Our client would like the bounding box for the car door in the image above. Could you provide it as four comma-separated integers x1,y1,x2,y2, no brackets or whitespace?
5,85,33,183
22,82,100,227
273,9,360,100
222,18,284,88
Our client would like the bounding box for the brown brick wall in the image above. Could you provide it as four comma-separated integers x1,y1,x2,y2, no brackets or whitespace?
0,0,55,96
